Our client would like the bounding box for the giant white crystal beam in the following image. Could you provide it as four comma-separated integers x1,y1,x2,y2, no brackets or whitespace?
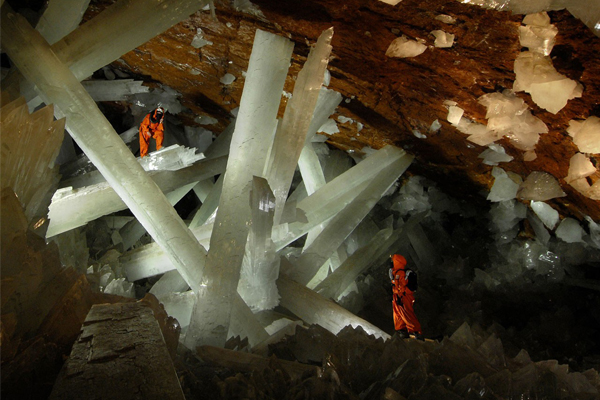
82,79,149,102
192,179,214,203
275,145,412,250
298,88,343,195
1,6,206,291
7,0,209,104
149,270,189,299
237,177,280,311
228,294,270,347
288,149,413,286
122,222,214,281
35,0,91,45
0,98,65,221
188,174,224,229
278,275,390,340
185,29,294,349
265,27,334,225
47,156,226,237
314,228,393,300
118,181,198,251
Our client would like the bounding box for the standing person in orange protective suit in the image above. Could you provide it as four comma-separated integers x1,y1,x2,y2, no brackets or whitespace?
390,254,424,340
139,106,165,158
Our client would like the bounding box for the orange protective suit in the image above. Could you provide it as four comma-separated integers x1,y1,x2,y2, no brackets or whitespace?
139,108,165,158
391,254,422,334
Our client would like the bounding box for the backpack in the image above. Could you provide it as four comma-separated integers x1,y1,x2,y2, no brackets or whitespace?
405,269,418,292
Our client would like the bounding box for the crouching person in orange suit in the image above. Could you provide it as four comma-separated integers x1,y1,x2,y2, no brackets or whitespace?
390,254,424,341
139,106,165,158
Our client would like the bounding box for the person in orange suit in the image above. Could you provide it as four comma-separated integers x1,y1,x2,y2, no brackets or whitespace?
139,106,165,158
390,254,424,340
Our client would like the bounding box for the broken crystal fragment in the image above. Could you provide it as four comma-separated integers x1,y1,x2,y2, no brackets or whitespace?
478,90,547,151
479,144,513,165
519,12,557,55
220,73,236,85
385,36,427,58
518,171,566,201
447,105,464,125
429,119,442,132
556,218,585,243
487,167,522,202
435,14,456,24
191,28,213,48
513,51,581,114
431,30,455,48
318,119,339,134
566,153,596,183
530,201,559,230
567,117,600,154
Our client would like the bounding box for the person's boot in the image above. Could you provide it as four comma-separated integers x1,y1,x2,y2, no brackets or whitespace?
411,332,425,341
395,329,409,339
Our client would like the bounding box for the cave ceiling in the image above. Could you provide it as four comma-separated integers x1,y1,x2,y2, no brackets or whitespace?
84,0,599,222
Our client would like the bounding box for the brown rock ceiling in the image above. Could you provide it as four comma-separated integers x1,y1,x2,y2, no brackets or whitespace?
87,0,599,222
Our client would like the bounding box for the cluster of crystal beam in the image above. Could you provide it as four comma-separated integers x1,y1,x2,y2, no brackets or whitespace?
4,0,209,107
1,5,207,292
184,29,295,348
46,155,226,237
288,146,414,286
0,97,65,222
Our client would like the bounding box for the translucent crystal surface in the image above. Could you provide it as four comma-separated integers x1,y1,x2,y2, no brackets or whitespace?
487,167,522,202
556,218,585,243
431,30,455,48
237,177,280,311
518,171,566,201
82,79,149,102
478,90,548,151
530,201,559,230
185,29,294,348
519,12,557,55
385,36,427,58
479,144,513,166
265,27,333,224
513,51,581,114
568,117,600,154
35,0,91,45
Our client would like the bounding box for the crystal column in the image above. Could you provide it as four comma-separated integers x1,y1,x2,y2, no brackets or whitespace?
185,29,294,348
264,28,334,225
